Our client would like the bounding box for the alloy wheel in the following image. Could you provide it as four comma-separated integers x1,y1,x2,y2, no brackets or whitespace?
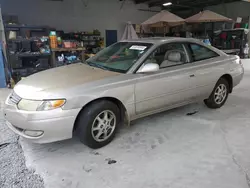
91,110,116,142
214,84,227,105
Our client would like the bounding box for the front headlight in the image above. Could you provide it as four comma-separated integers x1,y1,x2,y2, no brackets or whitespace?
37,100,66,111
17,99,66,111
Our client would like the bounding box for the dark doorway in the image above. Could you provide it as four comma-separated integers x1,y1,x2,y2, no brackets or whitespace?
106,30,117,47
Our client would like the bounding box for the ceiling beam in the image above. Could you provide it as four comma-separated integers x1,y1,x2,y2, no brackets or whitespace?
139,0,241,8
134,0,150,4
149,0,194,8
187,0,239,7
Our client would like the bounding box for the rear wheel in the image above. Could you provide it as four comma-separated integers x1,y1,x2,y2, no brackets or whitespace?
204,78,229,109
75,100,120,149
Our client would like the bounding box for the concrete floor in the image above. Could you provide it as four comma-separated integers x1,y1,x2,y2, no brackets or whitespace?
1,61,250,188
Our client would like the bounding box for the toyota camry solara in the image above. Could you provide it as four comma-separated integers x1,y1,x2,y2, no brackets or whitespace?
4,37,244,148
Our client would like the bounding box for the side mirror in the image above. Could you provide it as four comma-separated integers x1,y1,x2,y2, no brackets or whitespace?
137,63,160,73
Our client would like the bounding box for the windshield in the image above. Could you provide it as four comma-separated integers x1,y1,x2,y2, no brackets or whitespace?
86,42,152,73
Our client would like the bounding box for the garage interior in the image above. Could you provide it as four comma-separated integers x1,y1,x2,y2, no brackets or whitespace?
0,0,250,188
0,0,249,85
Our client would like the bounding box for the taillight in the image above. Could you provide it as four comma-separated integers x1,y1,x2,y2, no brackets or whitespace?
235,55,242,65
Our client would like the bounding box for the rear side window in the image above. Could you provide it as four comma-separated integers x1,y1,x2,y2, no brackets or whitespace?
189,43,219,61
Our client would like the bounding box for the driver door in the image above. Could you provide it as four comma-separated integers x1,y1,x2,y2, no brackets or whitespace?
135,43,197,115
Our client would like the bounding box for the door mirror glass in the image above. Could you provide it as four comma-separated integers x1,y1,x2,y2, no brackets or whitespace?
137,63,160,73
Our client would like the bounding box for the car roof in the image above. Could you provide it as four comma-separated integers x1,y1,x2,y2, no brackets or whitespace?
121,37,203,45
121,37,226,56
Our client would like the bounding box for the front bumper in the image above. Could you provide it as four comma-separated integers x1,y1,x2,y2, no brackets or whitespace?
4,102,81,143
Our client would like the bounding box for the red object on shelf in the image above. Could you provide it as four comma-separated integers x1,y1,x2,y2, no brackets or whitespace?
231,40,235,49
72,42,77,48
63,41,77,48
220,32,227,40
235,23,241,28
63,41,71,48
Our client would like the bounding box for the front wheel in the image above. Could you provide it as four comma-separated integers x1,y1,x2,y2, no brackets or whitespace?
75,100,120,149
204,78,229,109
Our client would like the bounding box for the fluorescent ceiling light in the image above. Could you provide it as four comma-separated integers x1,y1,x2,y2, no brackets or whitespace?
163,2,172,6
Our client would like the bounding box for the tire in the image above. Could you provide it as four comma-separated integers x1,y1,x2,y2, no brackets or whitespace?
204,78,229,109
75,100,120,149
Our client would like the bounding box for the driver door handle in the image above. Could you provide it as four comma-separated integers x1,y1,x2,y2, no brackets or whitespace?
189,74,195,77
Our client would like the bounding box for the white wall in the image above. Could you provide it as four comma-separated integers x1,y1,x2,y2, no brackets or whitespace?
207,1,250,20
0,0,158,39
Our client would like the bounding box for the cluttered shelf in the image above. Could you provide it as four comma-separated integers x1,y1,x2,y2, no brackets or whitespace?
51,48,85,52
49,30,104,67
5,24,104,83
17,52,51,57
50,47,85,67
221,49,241,54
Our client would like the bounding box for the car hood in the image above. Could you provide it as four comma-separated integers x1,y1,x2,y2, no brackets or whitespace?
14,63,120,99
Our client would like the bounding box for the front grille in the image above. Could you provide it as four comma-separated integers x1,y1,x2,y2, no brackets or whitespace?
8,92,22,105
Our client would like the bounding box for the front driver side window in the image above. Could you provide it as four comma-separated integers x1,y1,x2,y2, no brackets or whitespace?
144,43,188,69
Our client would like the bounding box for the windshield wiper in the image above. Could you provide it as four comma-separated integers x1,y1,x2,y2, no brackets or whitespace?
86,61,126,73
86,62,109,71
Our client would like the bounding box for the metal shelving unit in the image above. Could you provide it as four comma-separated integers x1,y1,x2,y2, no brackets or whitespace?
4,24,52,82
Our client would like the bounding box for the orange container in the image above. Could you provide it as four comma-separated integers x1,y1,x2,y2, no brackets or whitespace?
49,35,57,48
